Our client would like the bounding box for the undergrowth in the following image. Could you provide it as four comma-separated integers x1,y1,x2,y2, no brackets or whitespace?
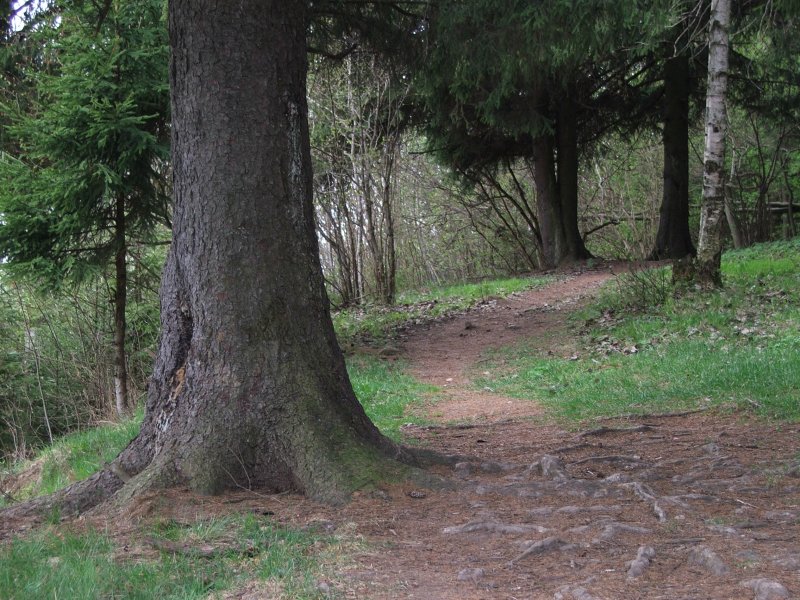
479,239,800,422
333,275,551,345
0,513,334,599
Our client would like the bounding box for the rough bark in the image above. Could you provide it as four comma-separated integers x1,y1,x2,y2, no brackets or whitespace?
650,54,696,260
556,91,592,262
113,193,129,417
531,134,567,268
696,0,731,288
4,0,423,520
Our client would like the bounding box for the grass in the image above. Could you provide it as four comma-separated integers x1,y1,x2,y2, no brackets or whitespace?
478,239,800,422
348,356,437,440
396,276,547,305
1,412,142,506
333,275,551,344
0,513,333,599
38,411,143,496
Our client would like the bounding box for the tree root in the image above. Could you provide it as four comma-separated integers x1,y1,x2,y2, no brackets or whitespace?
0,467,125,530
509,537,576,565
443,521,550,535
577,425,656,438
623,481,668,522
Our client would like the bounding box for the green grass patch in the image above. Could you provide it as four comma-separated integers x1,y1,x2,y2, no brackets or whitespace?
1,412,142,505
38,412,142,496
333,275,551,345
397,276,547,305
0,514,331,599
348,356,436,439
479,337,799,421
481,239,800,422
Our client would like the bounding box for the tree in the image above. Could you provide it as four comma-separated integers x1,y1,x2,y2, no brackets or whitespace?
0,0,170,415
649,51,698,259
695,0,732,287
310,53,406,305
417,0,673,267
5,0,422,517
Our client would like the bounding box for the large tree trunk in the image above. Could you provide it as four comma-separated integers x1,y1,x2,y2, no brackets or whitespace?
3,0,420,518
651,54,696,260
124,0,415,500
696,0,731,288
556,91,591,262
113,193,129,417
531,135,567,268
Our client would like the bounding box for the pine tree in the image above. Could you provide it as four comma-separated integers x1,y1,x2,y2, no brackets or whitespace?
0,0,170,414
417,0,673,266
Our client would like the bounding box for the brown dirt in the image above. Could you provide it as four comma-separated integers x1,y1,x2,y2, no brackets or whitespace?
400,264,617,422
4,263,800,599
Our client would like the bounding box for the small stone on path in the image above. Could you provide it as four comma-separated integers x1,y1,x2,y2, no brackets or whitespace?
316,581,331,595
741,578,790,600
626,545,656,579
688,545,729,575
457,567,485,582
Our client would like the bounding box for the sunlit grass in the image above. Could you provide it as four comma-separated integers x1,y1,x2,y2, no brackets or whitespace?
480,239,800,422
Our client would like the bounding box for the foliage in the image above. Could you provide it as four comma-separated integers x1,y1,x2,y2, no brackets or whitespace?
1,0,170,416
391,146,536,290
416,0,671,168
310,53,405,305
479,239,800,422
310,54,533,305
0,515,332,599
725,107,800,245
580,133,671,259
0,254,161,461
0,0,170,283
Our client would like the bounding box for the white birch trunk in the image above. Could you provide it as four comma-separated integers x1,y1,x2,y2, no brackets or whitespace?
696,0,732,287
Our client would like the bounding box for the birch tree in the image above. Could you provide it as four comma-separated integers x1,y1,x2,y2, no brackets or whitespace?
695,0,732,287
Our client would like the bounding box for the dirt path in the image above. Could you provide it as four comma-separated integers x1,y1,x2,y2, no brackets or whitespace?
8,266,799,599
401,266,615,423
324,266,799,599
208,266,797,599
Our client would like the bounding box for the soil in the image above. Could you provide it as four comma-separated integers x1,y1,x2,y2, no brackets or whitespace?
4,262,800,599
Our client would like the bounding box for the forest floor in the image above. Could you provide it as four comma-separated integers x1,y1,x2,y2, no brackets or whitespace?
5,263,800,599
